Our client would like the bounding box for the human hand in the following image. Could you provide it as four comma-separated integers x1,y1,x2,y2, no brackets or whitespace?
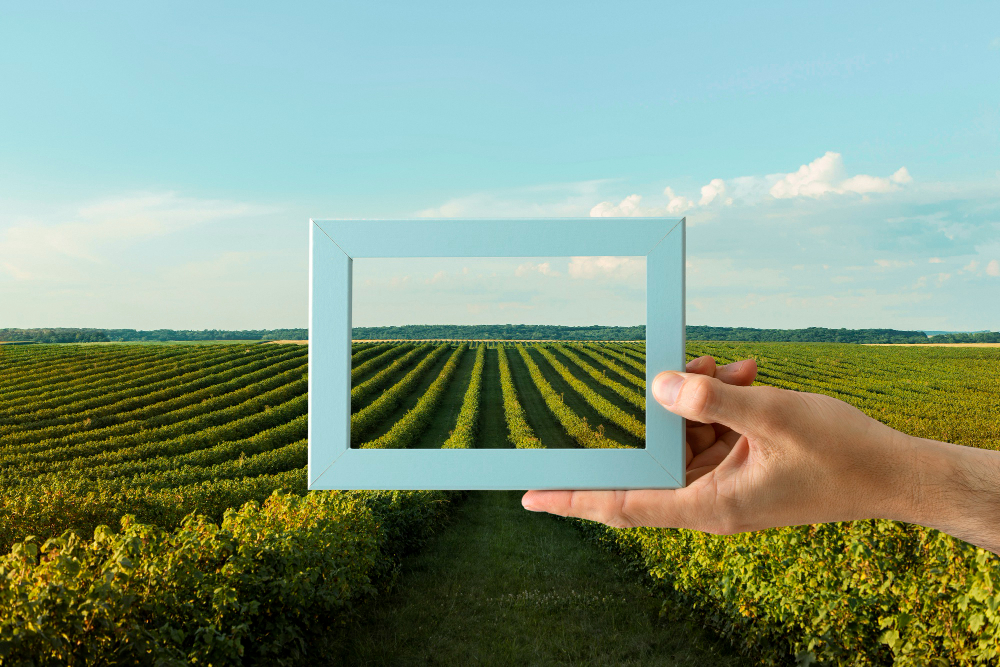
521,354,920,535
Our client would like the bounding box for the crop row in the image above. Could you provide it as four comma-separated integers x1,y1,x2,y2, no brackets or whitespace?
552,344,645,411
0,344,244,415
362,345,467,449
350,344,451,445
515,345,625,449
350,341,394,367
570,343,645,390
498,345,544,448
0,345,296,424
0,349,306,445
0,343,190,393
0,381,308,478
351,342,415,382
532,346,645,441
351,344,431,410
442,344,486,449
1,488,457,665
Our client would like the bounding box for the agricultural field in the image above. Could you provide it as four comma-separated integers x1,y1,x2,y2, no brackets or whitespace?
0,341,998,665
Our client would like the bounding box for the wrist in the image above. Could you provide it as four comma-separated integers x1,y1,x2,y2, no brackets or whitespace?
886,433,1000,554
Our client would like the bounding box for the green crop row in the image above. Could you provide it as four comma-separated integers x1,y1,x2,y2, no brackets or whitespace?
351,342,415,382
584,342,645,374
442,344,485,449
0,364,305,469
0,345,234,415
498,345,543,448
0,346,175,400
0,345,288,424
0,384,308,479
350,344,450,445
0,343,188,393
578,518,1000,666
351,341,394,367
570,343,645,390
351,344,431,411
14,415,308,493
0,488,457,666
533,346,645,441
0,350,306,446
553,344,645,411
515,345,624,449
2,344,270,410
363,345,467,449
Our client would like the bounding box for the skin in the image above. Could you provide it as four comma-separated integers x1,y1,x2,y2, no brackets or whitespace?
522,355,1000,556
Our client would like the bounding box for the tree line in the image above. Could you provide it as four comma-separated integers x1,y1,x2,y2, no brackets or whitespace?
2,325,997,344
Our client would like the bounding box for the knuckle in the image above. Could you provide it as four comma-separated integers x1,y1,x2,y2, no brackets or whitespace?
682,375,719,418
616,492,642,529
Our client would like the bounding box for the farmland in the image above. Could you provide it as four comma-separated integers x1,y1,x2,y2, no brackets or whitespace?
1,341,999,665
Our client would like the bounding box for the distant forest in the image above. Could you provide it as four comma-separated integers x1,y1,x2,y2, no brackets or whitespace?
3,326,998,344
0,329,309,344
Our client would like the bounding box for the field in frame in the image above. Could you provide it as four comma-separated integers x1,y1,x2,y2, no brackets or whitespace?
0,340,998,665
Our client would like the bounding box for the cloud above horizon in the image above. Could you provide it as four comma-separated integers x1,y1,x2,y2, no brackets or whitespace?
589,151,913,217
410,152,1000,330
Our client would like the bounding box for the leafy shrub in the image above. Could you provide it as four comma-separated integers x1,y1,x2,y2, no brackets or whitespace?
0,489,456,666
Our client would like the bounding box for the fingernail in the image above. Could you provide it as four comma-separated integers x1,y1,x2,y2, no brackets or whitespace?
521,497,539,512
653,373,684,406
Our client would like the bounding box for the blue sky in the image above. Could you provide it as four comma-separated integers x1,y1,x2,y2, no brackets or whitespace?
1,2,998,331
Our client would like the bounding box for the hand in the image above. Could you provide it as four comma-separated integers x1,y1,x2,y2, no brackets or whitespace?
521,355,919,535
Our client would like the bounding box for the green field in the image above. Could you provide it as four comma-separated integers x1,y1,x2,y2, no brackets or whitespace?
0,341,997,665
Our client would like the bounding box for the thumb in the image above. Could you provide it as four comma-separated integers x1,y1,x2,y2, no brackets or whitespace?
652,371,764,431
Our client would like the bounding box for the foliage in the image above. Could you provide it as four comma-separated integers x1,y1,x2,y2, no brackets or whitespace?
532,345,644,440
575,341,1000,666
442,344,486,449
4,340,1000,665
362,345,467,449
550,343,645,411
350,343,431,411
497,346,544,448
350,344,450,444
514,345,626,449
0,489,456,666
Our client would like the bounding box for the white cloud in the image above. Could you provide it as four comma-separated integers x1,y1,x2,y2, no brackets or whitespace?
929,257,943,263
589,193,689,217
963,260,979,272
567,256,644,280
514,261,559,277
663,187,695,214
590,194,644,217
699,178,731,206
990,37,1000,51
936,272,952,286
988,260,1000,277
769,152,911,199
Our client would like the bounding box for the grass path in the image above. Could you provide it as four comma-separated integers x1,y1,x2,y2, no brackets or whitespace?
327,491,750,666
477,348,511,448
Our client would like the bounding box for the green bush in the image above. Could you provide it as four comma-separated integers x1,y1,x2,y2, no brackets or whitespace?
576,519,1000,666
0,489,456,666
